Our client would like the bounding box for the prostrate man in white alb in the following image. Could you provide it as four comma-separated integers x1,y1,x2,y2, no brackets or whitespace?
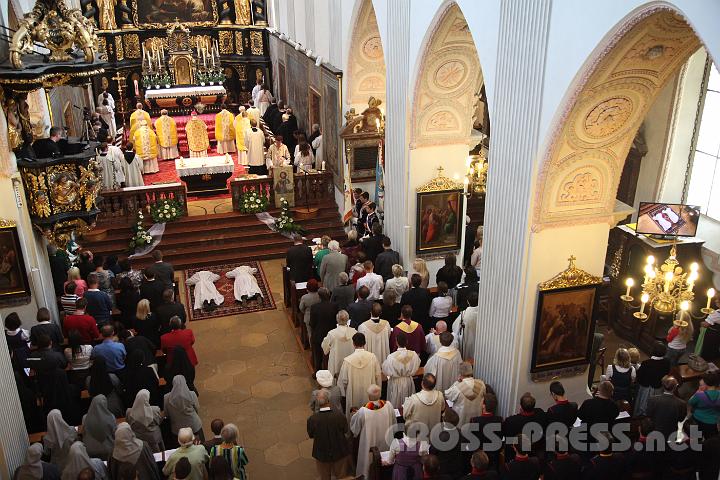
444,362,486,427
358,303,391,366
424,331,463,392
337,333,382,421
350,384,396,479
382,331,421,408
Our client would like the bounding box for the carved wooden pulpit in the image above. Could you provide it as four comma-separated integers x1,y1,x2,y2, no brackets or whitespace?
340,97,385,182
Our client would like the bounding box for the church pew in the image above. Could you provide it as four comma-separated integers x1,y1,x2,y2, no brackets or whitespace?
80,377,166,400
29,416,128,444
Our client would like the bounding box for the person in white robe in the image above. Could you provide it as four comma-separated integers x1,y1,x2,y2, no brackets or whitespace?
402,374,445,434
452,293,480,361
310,125,323,169
97,101,116,139
382,331,421,409
321,310,357,379
424,332,463,393
425,320,457,357
121,144,144,187
358,303,391,365
350,384,396,479
337,333,382,421
251,80,263,106
246,101,260,127
256,85,273,116
185,270,225,311
225,265,263,303
444,362,486,427
97,144,125,190
244,119,267,175
97,90,115,111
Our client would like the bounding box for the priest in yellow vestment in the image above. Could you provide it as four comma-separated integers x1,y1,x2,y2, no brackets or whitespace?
234,106,252,165
132,119,159,173
215,106,236,154
129,103,151,140
154,110,179,160
185,112,210,157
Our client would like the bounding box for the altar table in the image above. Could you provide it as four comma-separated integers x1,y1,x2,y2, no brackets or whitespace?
175,155,234,195
145,85,227,113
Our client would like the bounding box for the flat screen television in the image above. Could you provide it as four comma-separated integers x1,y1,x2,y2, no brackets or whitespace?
636,202,701,237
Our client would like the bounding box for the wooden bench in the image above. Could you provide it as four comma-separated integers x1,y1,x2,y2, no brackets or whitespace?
29,416,128,444
80,377,167,399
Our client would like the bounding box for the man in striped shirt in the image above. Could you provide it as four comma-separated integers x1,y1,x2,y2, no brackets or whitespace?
60,281,79,314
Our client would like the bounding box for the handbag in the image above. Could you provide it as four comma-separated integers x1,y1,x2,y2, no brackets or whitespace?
687,353,708,372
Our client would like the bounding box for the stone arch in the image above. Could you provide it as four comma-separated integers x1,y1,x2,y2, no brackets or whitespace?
345,0,386,108
410,2,483,148
533,6,704,230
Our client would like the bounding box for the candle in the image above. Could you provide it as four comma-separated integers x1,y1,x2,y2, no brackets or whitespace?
625,278,634,298
687,271,698,292
647,255,655,266
664,271,673,293
321,161,326,171
708,288,717,310
640,293,649,315
679,300,690,321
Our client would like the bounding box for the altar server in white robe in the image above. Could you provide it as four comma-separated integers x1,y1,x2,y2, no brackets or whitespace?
425,320,457,357
452,292,479,361
225,265,263,302
444,362,486,427
358,303,391,365
245,119,267,175
246,100,260,126
350,384,396,479
382,331,421,408
251,79,263,106
122,143,144,188
98,143,125,190
321,310,357,379
97,90,115,111
185,270,225,311
97,99,116,139
338,332,382,421
424,331,463,392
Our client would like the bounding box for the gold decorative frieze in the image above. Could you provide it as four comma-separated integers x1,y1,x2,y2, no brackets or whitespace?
539,255,603,291
124,34,140,58
416,166,463,193
114,36,124,61
97,37,108,60
0,218,16,227
235,65,247,81
235,32,244,54
219,31,233,54
249,31,263,55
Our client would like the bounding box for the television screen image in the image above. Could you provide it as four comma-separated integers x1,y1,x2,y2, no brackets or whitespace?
636,202,700,237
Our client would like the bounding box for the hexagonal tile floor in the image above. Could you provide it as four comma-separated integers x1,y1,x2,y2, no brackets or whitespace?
181,259,318,480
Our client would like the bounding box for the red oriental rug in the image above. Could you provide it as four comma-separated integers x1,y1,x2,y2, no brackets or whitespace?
184,260,276,321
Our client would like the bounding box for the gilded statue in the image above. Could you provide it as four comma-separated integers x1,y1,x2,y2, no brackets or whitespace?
97,0,118,30
4,98,23,150
353,97,383,133
51,172,79,208
79,162,101,211
234,0,251,25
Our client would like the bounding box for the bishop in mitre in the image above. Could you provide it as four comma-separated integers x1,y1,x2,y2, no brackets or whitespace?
444,362,485,427
132,119,159,174
185,111,210,158
234,107,251,165
185,270,225,311
129,103,151,139
154,110,179,160
337,332,382,421
215,105,236,154
350,384,396,480
358,303,391,365
424,331,463,392
382,332,421,408
321,310,357,379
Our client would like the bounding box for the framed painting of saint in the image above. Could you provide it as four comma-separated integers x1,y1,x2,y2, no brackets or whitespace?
0,224,30,300
273,165,294,207
134,0,218,26
415,186,463,254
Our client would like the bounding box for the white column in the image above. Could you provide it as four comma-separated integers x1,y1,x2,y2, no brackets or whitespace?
382,0,411,265
474,0,552,417
0,314,29,476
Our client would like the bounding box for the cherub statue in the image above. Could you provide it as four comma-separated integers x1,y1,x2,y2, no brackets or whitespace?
354,97,383,133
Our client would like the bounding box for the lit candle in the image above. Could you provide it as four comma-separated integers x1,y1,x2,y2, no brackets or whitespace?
321,161,326,171
643,264,652,283
625,278,634,298
708,288,717,310
647,255,655,266
664,271,673,293
687,271,698,292
375,118,380,131
690,262,699,273
640,293,649,315
679,300,690,321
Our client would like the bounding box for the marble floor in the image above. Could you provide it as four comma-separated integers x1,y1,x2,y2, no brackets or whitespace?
179,258,318,480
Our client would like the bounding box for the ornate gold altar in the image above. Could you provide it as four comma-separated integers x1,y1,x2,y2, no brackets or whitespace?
340,97,385,182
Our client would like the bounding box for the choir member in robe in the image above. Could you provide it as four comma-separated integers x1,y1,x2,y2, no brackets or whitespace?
444,362,485,427
321,310,357,380
403,373,445,433
154,110,179,160
245,118,267,175
452,292,479,362
358,303,391,365
390,305,426,357
96,100,116,139
350,384,397,479
185,270,225,311
132,120,159,174
382,331,421,409
246,100,260,126
425,320,458,357
122,143,144,188
225,265,262,304
185,111,210,158
214,106,236,154
424,332,463,392
337,333,382,421
234,107,251,165
97,143,125,190
129,103,151,140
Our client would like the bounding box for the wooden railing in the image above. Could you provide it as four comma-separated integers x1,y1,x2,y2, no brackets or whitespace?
96,183,187,226
230,170,334,211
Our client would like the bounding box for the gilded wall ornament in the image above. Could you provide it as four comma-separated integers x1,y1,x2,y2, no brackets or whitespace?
97,0,117,29
539,255,603,291
234,0,251,25
97,37,108,60
416,167,463,193
219,31,234,54
250,30,263,55
235,32,244,54
123,34,140,58
114,35,124,61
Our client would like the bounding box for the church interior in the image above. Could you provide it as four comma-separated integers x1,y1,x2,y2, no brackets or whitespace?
1,0,720,479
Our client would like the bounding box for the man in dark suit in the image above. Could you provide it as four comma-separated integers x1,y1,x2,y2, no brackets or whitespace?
646,375,686,438
286,235,313,283
360,223,386,263
469,393,503,471
309,288,339,372
375,237,400,282
401,274,432,330
307,389,351,479
502,393,547,460
203,419,224,454
140,269,165,310
32,127,63,158
347,286,373,329
155,288,187,334
578,380,619,429
27,334,67,375
456,267,479,312
546,380,578,430
150,250,175,290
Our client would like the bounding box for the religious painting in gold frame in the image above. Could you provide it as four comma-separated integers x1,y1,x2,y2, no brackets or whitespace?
132,0,218,28
530,257,602,373
415,172,463,254
0,222,31,300
273,165,294,208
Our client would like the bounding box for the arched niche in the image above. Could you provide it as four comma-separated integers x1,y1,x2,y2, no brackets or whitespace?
345,0,386,108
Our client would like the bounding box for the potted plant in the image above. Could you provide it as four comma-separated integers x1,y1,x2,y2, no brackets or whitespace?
150,197,184,223
238,190,270,214
128,212,153,253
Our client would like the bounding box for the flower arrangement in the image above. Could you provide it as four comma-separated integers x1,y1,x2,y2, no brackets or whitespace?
274,197,304,234
150,198,183,223
129,212,153,252
239,190,269,214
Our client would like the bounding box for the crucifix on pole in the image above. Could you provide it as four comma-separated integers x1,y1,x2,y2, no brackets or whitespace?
112,72,128,144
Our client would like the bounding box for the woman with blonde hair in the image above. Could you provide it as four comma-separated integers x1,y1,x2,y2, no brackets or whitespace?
409,258,429,289
666,318,694,367
65,267,88,297
385,264,409,302
134,299,160,347
604,347,635,401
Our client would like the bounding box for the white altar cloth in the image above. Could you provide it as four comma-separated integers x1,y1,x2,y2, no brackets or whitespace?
145,85,226,99
175,156,234,177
